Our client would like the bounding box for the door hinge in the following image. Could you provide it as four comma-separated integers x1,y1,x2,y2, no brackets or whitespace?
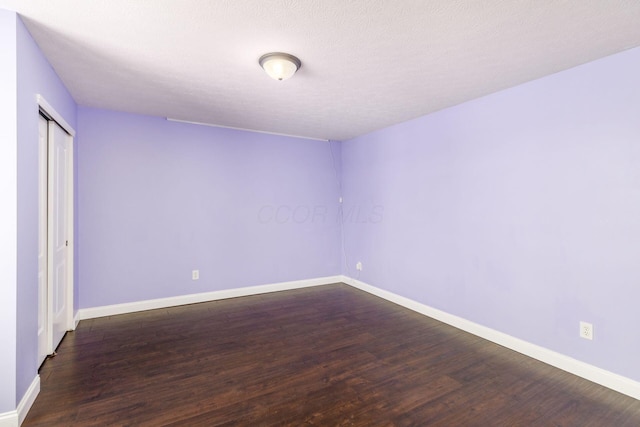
65,240,69,247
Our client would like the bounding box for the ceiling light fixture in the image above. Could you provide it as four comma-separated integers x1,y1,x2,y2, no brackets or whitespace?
259,52,301,81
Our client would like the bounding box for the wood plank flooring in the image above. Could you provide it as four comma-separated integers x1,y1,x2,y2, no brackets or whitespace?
24,283,640,426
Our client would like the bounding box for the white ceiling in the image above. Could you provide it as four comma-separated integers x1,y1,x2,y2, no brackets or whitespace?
2,1,640,141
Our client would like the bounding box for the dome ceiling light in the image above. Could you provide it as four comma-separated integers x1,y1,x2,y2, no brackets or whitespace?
259,52,301,81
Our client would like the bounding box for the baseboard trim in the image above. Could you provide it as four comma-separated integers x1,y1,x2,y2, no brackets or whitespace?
0,375,40,427
0,411,18,427
340,275,640,401
17,376,39,425
77,275,343,320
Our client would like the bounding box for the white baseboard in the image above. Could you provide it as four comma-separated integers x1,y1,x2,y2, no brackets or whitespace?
17,376,39,425
0,411,18,427
69,274,640,400
77,275,343,320
340,275,640,401
0,375,40,427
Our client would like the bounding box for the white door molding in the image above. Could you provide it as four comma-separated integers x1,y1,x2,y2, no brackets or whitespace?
36,95,75,136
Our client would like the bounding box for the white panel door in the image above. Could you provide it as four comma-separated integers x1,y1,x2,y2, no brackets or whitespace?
38,115,49,364
48,120,71,351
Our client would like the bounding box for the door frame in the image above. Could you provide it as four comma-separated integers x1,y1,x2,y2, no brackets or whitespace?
37,94,76,355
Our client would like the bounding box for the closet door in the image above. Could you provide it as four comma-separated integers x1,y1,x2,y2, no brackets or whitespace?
48,120,72,352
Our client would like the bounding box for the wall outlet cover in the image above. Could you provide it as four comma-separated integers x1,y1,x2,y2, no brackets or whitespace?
580,321,593,340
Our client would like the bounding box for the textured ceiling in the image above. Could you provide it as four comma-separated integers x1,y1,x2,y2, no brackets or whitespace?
2,0,640,141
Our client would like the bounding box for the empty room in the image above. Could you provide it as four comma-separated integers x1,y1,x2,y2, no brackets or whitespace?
2,1,640,425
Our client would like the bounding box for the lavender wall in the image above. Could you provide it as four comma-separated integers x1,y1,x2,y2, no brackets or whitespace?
77,108,341,308
341,46,640,381
15,15,77,405
0,10,18,415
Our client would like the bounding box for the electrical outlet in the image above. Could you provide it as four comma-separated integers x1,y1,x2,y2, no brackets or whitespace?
192,270,199,280
580,321,593,340
356,261,363,271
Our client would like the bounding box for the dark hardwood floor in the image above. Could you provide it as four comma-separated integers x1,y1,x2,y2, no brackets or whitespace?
24,283,640,426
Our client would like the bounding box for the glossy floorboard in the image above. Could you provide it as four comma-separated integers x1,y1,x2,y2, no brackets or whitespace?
25,284,640,426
